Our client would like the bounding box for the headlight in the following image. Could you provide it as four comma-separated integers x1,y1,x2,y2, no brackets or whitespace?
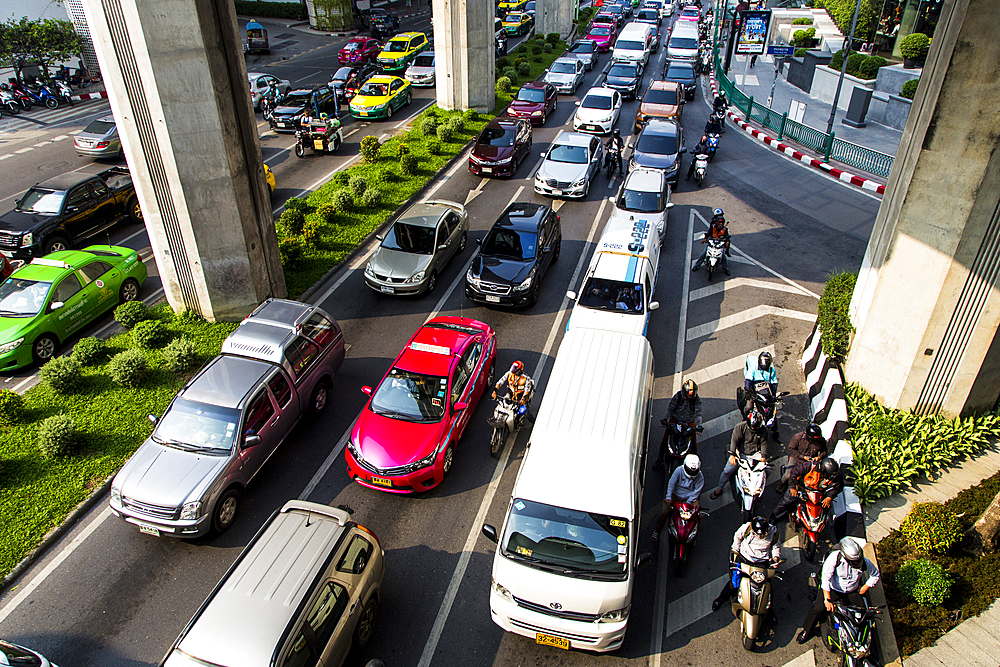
492,579,514,603
531,110,542,116
750,570,766,584
513,273,533,292
110,485,122,506
347,438,362,461
496,156,512,164
600,605,630,622
844,643,865,658
21,233,32,247
404,451,437,473
0,337,24,355
180,501,201,521
665,163,678,174
572,177,587,187
600,115,614,123
466,267,480,287
364,263,375,278
374,102,388,111
405,270,426,284
628,158,638,171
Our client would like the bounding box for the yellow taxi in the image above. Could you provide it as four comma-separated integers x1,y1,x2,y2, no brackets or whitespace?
498,0,528,12
349,75,413,120
376,32,429,73
502,12,534,36
263,163,275,193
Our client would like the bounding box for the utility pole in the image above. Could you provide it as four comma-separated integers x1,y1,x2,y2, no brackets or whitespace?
826,0,862,135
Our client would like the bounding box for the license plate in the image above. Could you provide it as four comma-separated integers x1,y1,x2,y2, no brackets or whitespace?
78,140,93,147
482,167,492,174
359,111,369,116
314,140,325,150
137,523,160,537
536,633,570,649
370,476,393,487
380,285,395,294
278,122,289,127
551,189,563,196
486,295,500,303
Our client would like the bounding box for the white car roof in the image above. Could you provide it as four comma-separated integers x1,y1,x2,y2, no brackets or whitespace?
623,168,664,193
552,130,595,147
582,86,616,99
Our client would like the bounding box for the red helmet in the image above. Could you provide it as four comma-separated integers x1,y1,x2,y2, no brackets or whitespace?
510,361,524,375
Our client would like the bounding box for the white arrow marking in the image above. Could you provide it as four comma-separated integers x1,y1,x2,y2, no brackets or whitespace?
464,177,489,205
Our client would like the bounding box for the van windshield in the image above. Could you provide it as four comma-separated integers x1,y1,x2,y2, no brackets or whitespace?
501,499,629,579
579,277,644,314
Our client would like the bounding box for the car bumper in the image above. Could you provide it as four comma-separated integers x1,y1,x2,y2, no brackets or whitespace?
605,84,639,99
380,60,407,72
269,118,299,133
534,177,587,198
406,75,436,86
351,106,390,119
109,500,212,538
507,110,546,125
469,159,515,177
465,282,533,306
74,144,119,158
346,449,442,493
552,82,576,94
0,342,35,371
489,590,627,653
364,273,426,295
573,117,614,134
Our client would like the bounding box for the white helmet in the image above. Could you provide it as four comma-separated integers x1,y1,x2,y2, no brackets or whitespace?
840,537,863,565
683,454,701,477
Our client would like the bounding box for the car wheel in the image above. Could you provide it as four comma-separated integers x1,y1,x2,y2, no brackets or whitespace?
310,379,331,416
458,232,467,252
211,488,241,535
119,278,140,303
442,444,455,476
528,280,540,306
425,272,437,294
386,102,393,119
32,334,59,366
583,179,590,198
406,90,412,106
354,597,379,647
487,361,496,387
44,235,69,255
127,196,143,223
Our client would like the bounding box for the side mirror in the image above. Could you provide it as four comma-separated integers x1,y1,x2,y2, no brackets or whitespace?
680,98,686,104
244,434,262,448
49,300,65,311
375,235,383,242
65,205,78,214
648,301,659,311
680,147,687,153
147,414,158,424
438,243,448,251
544,68,549,73
635,551,652,569
361,385,373,395
476,238,482,245
542,246,551,253
665,202,675,209
453,401,468,411
481,524,499,543
609,196,616,203
566,290,578,301
575,100,581,106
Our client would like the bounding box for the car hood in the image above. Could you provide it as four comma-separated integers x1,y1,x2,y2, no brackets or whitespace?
116,439,229,507
508,99,544,113
492,551,630,615
639,100,680,117
273,104,306,117
587,33,612,43
369,247,432,279
470,254,533,285
538,157,589,182
576,105,614,123
0,317,40,346
0,209,49,233
408,66,435,76
354,410,446,467
544,72,576,84
472,144,514,160
633,149,678,170
606,75,639,87
352,94,389,107
379,51,408,61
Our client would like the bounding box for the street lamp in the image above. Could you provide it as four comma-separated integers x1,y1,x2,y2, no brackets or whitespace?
826,0,862,135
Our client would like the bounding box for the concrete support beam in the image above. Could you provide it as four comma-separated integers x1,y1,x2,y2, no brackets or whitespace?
846,0,1000,416
79,0,285,321
537,0,575,40
434,0,494,112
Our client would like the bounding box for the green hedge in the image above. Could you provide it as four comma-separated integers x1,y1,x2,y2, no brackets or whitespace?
901,78,919,99
234,1,307,20
816,271,856,361
823,0,877,42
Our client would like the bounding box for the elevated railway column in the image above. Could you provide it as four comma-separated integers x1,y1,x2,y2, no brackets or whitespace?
434,0,494,112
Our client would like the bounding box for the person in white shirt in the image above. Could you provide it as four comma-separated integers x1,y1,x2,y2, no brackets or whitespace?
797,536,880,643
711,516,782,616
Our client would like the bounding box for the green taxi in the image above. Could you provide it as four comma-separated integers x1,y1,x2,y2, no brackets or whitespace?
377,32,429,73
0,245,147,369
498,0,528,12
502,11,534,36
349,75,413,120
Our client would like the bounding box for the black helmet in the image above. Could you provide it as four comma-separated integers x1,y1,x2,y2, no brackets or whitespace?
807,423,824,440
840,537,863,566
751,515,770,539
682,379,698,400
613,128,621,138
820,457,839,477
748,410,763,429
758,351,773,371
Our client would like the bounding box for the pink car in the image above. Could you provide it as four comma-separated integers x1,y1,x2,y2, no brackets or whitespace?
346,317,498,494
586,24,617,52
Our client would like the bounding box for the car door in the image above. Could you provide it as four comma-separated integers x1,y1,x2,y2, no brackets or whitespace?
280,580,353,667
574,59,584,88
238,387,283,479
389,78,403,110
49,272,95,339
434,216,455,267
589,136,602,180
540,210,559,274
77,260,118,314
448,336,483,442
60,183,100,244
515,121,531,162
612,91,623,125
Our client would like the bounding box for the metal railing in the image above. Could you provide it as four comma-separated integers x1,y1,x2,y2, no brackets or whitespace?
714,57,894,179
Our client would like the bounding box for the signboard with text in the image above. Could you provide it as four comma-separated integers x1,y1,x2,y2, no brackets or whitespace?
736,10,772,55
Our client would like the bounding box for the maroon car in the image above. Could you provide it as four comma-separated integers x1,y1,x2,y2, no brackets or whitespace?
469,118,533,178
505,82,558,126
338,36,383,64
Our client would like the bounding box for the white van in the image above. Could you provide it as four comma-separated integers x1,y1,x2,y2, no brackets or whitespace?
482,327,655,653
565,206,664,336
666,23,700,62
612,22,654,65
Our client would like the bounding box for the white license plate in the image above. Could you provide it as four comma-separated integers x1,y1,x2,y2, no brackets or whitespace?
137,523,160,537
551,189,563,196
78,140,93,147
482,167,492,174
380,285,395,294
486,295,500,303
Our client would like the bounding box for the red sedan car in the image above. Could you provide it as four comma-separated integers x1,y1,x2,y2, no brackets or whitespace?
505,82,558,126
469,118,533,178
346,317,497,493
338,36,383,64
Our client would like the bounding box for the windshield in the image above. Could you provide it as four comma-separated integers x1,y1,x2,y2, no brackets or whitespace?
501,499,629,579
386,40,410,52
515,87,545,103
482,227,537,260
0,278,51,317
608,64,639,78
645,88,679,105
478,127,516,147
82,120,115,135
618,186,664,212
548,143,589,164
154,398,240,453
381,222,435,254
579,277,645,313
414,54,434,67
550,61,576,74
582,94,613,110
588,26,611,36
506,13,524,21
570,42,594,53
370,367,447,421
0,641,42,667
358,81,388,96
669,37,699,49
16,188,64,215
280,92,312,107
343,42,359,50
666,64,695,79
617,40,644,50
639,10,658,19
333,67,353,81
636,131,678,155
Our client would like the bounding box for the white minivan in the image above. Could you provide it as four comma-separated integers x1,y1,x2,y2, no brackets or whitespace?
666,23,700,62
612,22,654,65
482,327,654,653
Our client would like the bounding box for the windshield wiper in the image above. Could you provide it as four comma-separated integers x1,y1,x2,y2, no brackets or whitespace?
559,564,621,579
373,407,420,421
151,436,197,451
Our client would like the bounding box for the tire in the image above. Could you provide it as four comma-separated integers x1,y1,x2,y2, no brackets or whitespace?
18,99,31,112
294,142,305,158
44,235,69,255
127,196,143,223
707,263,715,281
354,597,379,647
805,537,817,562
31,334,59,366
696,173,703,187
385,102,393,119
65,95,74,107
45,96,58,109
490,425,507,457
458,232,467,252
119,278,140,303
406,90,412,106
442,445,455,476
310,379,331,417
211,488,241,535
425,272,437,294
583,179,590,198
528,280,540,307
5,102,18,115
742,632,755,651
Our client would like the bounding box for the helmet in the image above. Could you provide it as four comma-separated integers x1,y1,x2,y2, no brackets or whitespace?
682,379,698,400
820,457,839,477
807,423,824,440
510,361,524,375
840,537,863,566
613,128,621,138
758,351,773,371
748,410,763,429
701,135,708,143
683,454,701,476
751,515,770,539
713,207,724,217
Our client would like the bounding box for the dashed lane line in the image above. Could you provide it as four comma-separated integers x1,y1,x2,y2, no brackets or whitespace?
686,305,817,341
689,278,813,302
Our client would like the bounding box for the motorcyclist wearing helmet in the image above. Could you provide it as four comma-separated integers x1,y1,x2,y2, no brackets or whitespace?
653,379,703,469
651,454,704,542
712,93,728,131
709,408,770,499
691,208,731,274
605,128,625,174
262,80,280,118
769,456,844,524
492,361,534,427
744,350,778,396
704,114,723,136
711,515,782,613
797,536,880,644
685,135,711,180
777,423,829,491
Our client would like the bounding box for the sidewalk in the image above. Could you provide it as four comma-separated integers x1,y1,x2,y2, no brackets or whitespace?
723,53,903,159
905,598,1000,667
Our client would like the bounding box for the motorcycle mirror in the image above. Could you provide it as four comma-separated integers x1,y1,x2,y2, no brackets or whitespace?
566,290,577,301
648,301,659,311
361,385,372,395
779,391,791,397
635,552,652,569
481,524,499,543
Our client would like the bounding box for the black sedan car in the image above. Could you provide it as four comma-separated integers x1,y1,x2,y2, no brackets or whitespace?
330,64,381,102
663,59,697,101
603,60,644,100
629,119,685,188
269,86,339,132
465,202,562,307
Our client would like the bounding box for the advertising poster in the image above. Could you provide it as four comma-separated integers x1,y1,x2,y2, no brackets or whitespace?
736,10,771,55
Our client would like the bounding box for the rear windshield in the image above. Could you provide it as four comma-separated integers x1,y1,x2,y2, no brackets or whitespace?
645,88,679,105
581,94,612,110
638,10,658,19
669,37,698,49
616,40,644,51
82,120,115,135
579,277,645,314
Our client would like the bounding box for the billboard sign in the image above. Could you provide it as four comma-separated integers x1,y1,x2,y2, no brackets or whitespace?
736,10,771,55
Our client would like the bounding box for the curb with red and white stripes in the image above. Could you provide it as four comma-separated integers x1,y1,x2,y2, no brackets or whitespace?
709,71,886,196
70,90,109,102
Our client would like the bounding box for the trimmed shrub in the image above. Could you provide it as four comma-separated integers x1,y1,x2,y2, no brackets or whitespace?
794,48,807,57
502,66,518,82
316,203,337,225
40,356,82,393
463,108,479,123
133,319,170,349
436,125,453,143
846,52,866,76
175,308,203,324
792,17,814,24
497,56,511,70
497,76,512,93
114,300,149,329
163,336,198,373
531,43,542,56
816,271,856,361
900,502,962,554
515,44,527,55
896,559,953,606
426,138,442,155
332,189,354,213
279,235,305,265
513,57,525,69
532,54,544,63
108,349,148,388
858,55,888,79
829,48,858,71
447,116,464,134
517,61,531,76
399,153,418,175
279,207,306,235
396,142,410,158
360,135,381,162
349,175,368,198
546,32,561,46
791,27,816,48
360,187,382,208
544,42,553,53
901,78,919,99
899,32,930,59
37,414,77,458
331,171,350,186
283,197,308,213
301,219,322,247
420,116,439,136
71,337,106,365
0,389,25,426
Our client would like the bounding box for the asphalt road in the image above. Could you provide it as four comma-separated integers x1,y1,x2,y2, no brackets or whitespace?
0,10,883,667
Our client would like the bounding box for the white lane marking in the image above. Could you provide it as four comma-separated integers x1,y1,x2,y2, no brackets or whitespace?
671,209,696,396
51,135,68,141
271,154,362,215
343,127,361,139
424,145,475,200
15,148,33,154
689,278,813,302
299,416,358,500
528,154,545,179
686,305,817,341
0,155,10,161
0,508,113,625
416,196,610,667
686,346,774,387
552,199,565,212
33,142,50,148
665,573,729,636
118,227,150,246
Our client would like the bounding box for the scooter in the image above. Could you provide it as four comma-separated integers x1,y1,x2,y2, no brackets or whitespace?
0,87,21,115
710,108,726,132
730,452,770,522
824,601,884,667
660,420,703,475
693,152,709,187
54,80,74,107
4,83,33,111
706,132,720,161
488,396,527,457
698,49,712,74
704,237,726,280
732,557,784,651
33,83,61,109
791,463,832,561
667,501,708,577
737,382,790,433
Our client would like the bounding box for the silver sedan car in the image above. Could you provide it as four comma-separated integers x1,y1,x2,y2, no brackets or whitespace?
533,131,605,198
405,51,436,86
543,57,585,94
248,72,291,110
73,115,122,160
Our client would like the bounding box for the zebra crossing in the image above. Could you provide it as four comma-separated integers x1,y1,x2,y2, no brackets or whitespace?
0,97,109,136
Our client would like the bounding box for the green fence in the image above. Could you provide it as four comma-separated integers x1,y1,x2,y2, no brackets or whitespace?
713,58,894,179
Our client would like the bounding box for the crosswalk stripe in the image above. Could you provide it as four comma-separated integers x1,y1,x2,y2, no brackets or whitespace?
686,346,774,386
666,573,729,636
687,305,816,341
782,648,817,667
689,278,813,302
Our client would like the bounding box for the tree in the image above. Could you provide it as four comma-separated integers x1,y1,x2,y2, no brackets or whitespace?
970,489,1000,557
0,17,82,84
824,0,879,43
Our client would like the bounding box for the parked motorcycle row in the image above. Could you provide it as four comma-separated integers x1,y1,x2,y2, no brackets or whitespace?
0,79,74,118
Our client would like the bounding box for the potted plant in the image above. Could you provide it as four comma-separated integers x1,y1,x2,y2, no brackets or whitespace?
899,32,930,69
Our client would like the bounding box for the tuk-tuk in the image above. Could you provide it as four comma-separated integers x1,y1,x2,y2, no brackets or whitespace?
244,19,269,54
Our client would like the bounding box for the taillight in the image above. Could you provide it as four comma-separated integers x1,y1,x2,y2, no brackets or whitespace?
96,141,110,148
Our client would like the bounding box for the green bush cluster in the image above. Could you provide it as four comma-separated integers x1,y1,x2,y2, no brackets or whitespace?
899,32,930,59
360,135,381,162
502,66,517,82
901,78,919,99
513,56,524,69
517,61,531,76
301,219,322,247
497,76,512,93
279,236,305,266
114,300,149,329
0,389,25,427
175,309,203,324
546,32,560,46
463,109,478,123
791,27,816,47
900,502,962,554
396,142,410,159
37,414,77,458
858,55,887,79
846,52,866,75
284,197,308,213
847,382,1000,502
316,203,337,225
817,271,856,360
531,43,542,56
896,559,953,606
794,48,808,57
399,153,418,175
108,349,148,388
332,189,354,213
823,0,877,40
133,319,170,349
792,17,814,24
497,56,511,70
436,124,453,143
279,207,306,235
163,336,198,373
360,188,382,208
71,337,106,365
39,356,82,394
829,48,889,78
349,175,367,198
420,116,439,136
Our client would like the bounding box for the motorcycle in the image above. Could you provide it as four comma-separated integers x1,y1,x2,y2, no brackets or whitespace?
34,83,61,109
294,117,344,158
704,237,726,280
706,132,720,161
824,601,884,667
731,557,784,651
666,501,708,577
790,463,832,561
737,382,790,432
698,49,712,74
0,88,19,115
693,152,709,187
710,108,726,132
659,420,703,474
487,395,527,457
730,452,770,522
605,149,621,180
4,83,33,111
55,80,74,107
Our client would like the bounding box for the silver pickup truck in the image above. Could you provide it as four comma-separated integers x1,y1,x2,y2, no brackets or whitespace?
109,299,346,538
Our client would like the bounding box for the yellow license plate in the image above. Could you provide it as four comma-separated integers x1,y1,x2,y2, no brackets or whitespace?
313,140,324,150
370,476,393,487
535,633,569,650
359,111,369,116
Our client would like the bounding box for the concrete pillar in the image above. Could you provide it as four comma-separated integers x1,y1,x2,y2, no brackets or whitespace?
433,0,494,112
79,0,285,321
846,0,1000,417
537,0,575,40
